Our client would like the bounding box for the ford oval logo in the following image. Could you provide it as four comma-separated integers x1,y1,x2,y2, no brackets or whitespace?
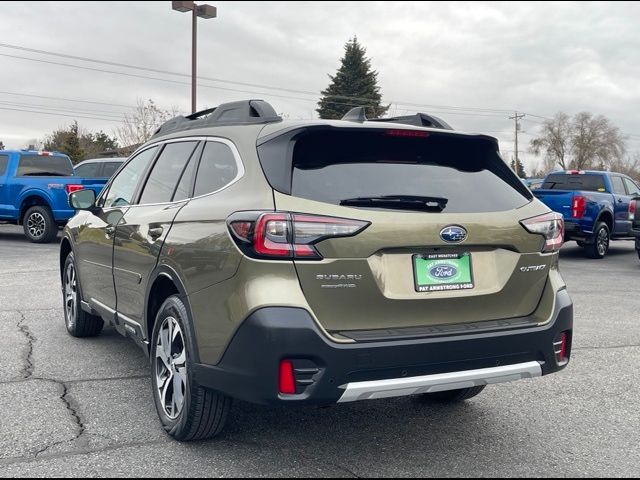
440,226,467,243
429,264,458,279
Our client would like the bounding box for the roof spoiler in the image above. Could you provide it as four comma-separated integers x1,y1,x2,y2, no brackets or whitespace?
341,107,453,130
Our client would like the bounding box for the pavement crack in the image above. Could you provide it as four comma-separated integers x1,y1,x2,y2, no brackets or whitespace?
17,311,35,379
33,382,89,458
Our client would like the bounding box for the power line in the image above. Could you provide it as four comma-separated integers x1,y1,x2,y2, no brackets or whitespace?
0,106,124,123
0,100,128,119
0,90,137,110
0,43,522,115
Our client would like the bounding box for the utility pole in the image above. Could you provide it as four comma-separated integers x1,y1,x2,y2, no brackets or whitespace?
509,111,526,174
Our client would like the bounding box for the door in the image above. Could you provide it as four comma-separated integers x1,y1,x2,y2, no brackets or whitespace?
75,146,159,316
0,154,9,218
112,140,201,329
610,175,630,235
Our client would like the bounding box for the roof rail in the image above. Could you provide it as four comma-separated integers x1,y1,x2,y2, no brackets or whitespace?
152,99,282,138
341,107,453,130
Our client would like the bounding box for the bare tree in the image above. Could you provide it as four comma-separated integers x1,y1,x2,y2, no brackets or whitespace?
530,112,572,171
571,112,626,170
530,111,627,172
608,154,640,181
115,99,180,147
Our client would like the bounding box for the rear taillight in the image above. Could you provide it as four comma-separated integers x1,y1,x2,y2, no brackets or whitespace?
228,212,370,260
521,212,564,252
572,195,586,219
629,200,637,221
66,184,84,195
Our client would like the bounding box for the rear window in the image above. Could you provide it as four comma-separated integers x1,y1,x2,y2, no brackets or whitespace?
17,154,73,177
102,161,122,178
260,129,531,213
542,174,607,192
75,162,102,178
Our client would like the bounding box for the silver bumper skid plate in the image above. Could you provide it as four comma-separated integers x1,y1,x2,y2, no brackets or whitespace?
337,361,542,403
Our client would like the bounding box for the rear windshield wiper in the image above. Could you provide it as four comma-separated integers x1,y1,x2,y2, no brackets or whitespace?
339,195,448,212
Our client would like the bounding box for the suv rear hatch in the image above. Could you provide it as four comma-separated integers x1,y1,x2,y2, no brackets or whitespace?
256,126,556,337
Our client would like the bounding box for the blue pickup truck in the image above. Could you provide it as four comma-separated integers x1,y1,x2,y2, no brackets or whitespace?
0,150,109,243
533,170,640,258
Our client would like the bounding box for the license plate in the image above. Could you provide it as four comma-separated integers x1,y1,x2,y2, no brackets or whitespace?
413,253,474,292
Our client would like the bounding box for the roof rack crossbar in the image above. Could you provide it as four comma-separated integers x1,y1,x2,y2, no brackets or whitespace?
152,99,282,138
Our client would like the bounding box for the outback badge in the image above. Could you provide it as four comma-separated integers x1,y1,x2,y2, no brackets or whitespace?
440,225,468,243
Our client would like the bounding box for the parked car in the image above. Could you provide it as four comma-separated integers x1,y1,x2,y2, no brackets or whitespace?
534,170,640,258
0,149,110,242
74,157,125,180
628,196,640,259
60,100,573,441
525,178,544,190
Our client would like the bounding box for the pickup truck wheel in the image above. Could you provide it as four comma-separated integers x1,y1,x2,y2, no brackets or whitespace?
151,296,231,441
23,206,58,243
63,253,104,337
420,386,486,403
584,222,610,259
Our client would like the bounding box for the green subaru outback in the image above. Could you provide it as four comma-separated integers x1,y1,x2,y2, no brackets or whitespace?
60,100,573,441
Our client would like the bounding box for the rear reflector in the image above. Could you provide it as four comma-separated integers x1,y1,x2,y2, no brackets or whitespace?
65,184,84,195
279,360,296,395
554,332,570,363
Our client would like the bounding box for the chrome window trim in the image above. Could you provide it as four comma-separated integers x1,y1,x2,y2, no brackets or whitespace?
121,136,246,209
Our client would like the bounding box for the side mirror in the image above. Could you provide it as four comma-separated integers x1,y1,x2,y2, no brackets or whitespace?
69,189,97,210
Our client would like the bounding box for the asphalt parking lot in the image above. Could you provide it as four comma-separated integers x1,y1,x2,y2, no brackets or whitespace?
0,224,639,478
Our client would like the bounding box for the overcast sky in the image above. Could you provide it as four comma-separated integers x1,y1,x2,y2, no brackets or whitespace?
1,1,639,172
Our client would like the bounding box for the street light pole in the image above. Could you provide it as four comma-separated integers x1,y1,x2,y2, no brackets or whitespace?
172,1,217,114
192,6,197,114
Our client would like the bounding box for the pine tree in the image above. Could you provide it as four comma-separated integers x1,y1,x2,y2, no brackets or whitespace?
511,158,527,178
317,38,389,119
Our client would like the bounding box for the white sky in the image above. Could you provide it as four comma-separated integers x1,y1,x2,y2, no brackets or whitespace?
1,1,639,173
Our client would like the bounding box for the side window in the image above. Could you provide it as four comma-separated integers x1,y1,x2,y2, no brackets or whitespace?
139,142,198,205
611,176,627,196
102,162,122,179
172,145,202,202
103,147,158,208
193,141,239,197
624,178,640,196
0,155,8,176
75,163,102,178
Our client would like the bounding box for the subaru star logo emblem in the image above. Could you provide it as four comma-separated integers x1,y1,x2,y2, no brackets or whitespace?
440,226,467,243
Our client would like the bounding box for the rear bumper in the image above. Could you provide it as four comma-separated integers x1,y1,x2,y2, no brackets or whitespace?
194,289,573,406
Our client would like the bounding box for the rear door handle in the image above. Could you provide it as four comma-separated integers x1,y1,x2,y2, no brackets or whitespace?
148,227,164,240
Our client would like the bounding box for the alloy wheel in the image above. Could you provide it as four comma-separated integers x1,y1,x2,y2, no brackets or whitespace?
27,212,46,239
64,262,77,328
155,316,187,420
597,228,609,256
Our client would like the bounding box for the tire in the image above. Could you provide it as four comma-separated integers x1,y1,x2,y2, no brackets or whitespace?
151,295,231,441
23,205,58,243
63,252,104,337
421,386,486,403
584,222,610,259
